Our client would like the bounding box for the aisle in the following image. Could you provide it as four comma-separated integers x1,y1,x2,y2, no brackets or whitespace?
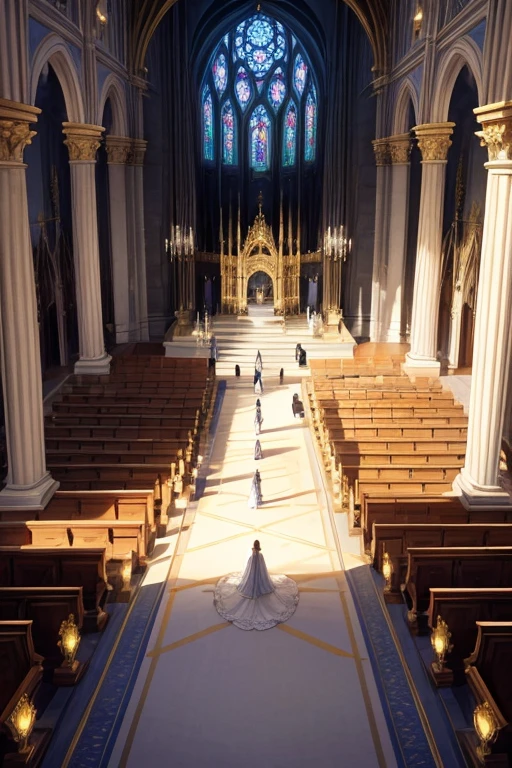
108,379,397,768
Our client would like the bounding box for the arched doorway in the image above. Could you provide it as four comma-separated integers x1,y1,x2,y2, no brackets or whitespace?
247,271,274,305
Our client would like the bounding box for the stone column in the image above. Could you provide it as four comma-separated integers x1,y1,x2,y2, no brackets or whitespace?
106,135,131,344
370,138,391,341
131,139,149,340
404,123,454,376
0,99,59,509
453,102,512,508
63,122,111,374
379,134,412,342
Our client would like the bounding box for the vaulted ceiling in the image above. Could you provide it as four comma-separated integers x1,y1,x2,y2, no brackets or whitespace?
131,0,390,78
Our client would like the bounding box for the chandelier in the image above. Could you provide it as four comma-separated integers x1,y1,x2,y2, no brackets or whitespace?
323,225,351,262
165,225,195,262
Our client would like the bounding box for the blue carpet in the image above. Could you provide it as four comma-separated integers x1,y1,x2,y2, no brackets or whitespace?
346,565,466,767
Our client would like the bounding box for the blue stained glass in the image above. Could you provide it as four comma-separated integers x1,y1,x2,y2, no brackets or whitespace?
250,105,271,171
282,101,297,166
235,67,252,111
268,67,286,111
202,86,214,161
235,14,286,77
223,33,229,49
256,79,264,93
305,85,317,162
212,52,227,97
294,53,308,97
222,100,236,164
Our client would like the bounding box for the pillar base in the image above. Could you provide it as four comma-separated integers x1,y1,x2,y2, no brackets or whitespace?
403,352,440,379
0,472,59,511
74,353,112,375
452,472,512,510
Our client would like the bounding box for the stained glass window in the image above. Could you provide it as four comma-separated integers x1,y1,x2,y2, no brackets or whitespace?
235,14,286,78
202,86,214,161
282,101,297,166
235,67,252,111
294,53,307,97
222,101,236,165
212,52,227,97
250,105,271,171
305,85,317,162
201,12,318,168
268,67,286,112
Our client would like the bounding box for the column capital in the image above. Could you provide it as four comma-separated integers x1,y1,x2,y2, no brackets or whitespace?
474,101,512,161
388,133,412,165
0,98,41,163
372,138,390,167
105,135,132,165
62,122,104,161
130,138,147,166
413,122,455,162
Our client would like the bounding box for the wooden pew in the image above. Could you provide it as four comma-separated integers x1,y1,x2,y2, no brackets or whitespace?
463,622,512,765
0,547,109,631
25,520,148,562
427,588,512,676
0,620,44,755
42,489,156,530
403,547,512,623
0,522,31,547
372,522,512,572
0,587,84,665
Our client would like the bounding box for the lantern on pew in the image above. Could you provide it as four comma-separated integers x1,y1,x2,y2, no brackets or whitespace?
473,701,498,762
430,615,453,686
58,613,80,667
382,552,394,593
6,694,36,756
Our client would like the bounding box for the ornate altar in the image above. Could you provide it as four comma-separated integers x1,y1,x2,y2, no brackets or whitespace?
220,201,303,315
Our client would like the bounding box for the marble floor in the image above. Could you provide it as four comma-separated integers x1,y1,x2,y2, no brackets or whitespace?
107,378,398,768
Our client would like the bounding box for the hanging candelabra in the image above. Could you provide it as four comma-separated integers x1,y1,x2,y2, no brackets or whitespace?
323,225,351,262
165,225,195,312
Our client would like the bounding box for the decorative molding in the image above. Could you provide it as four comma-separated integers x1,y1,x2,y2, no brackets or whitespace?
388,133,412,164
130,138,147,166
105,135,132,164
0,99,41,163
474,101,512,162
196,252,220,263
414,122,455,161
62,122,104,161
372,138,391,166
301,250,322,263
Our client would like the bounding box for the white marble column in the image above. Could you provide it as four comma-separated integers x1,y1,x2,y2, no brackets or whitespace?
379,134,412,342
404,123,454,376
453,102,512,508
63,122,111,374
0,99,59,509
370,138,391,341
131,139,149,341
106,135,131,344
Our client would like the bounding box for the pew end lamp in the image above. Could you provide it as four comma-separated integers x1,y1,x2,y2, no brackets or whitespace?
429,615,454,687
4,694,51,766
53,613,88,686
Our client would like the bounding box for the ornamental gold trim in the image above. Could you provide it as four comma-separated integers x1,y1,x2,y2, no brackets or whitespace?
372,138,391,166
0,98,41,163
474,102,512,161
62,122,104,161
388,133,412,165
414,122,455,162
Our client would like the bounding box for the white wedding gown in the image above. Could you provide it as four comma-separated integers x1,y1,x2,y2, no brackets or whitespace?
214,549,299,631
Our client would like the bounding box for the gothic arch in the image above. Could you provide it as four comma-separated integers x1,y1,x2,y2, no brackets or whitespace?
431,38,483,123
98,75,129,136
392,78,418,135
30,34,85,123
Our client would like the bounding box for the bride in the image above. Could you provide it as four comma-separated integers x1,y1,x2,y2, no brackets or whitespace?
214,540,299,631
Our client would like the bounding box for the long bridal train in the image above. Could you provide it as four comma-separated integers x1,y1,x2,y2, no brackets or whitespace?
214,541,299,631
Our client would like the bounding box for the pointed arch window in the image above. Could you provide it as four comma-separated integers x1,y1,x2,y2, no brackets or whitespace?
268,68,286,112
235,67,252,111
282,101,297,167
212,52,227,98
250,105,271,171
201,12,319,169
202,86,214,161
222,100,237,165
305,85,317,162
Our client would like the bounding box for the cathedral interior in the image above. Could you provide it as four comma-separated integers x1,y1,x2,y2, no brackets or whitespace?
1,0,512,766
